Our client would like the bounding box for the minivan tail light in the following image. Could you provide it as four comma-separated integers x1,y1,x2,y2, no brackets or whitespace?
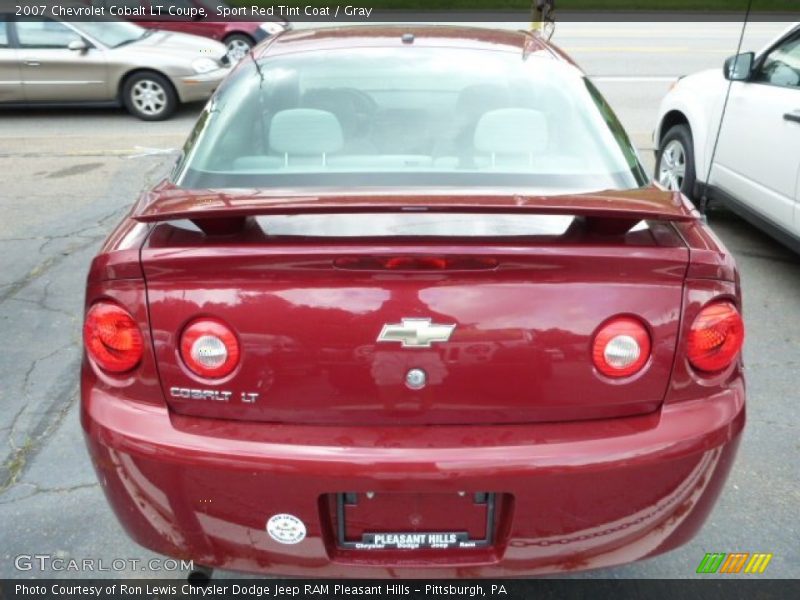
592,317,651,377
686,301,744,373
180,318,240,379
84,301,144,373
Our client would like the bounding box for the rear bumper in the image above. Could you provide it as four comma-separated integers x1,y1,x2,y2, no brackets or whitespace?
82,381,744,577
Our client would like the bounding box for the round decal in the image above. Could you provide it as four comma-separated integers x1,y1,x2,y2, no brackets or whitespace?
266,513,306,544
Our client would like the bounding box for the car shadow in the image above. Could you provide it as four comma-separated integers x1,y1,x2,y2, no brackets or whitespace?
706,204,800,265
0,101,205,122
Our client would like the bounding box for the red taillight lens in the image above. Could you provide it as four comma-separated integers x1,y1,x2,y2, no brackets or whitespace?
180,318,240,379
84,301,144,373
687,301,744,373
592,317,651,378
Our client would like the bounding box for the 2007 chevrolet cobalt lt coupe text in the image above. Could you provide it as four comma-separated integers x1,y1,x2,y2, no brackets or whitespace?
81,26,745,577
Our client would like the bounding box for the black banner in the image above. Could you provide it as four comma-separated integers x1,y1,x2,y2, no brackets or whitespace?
2,580,800,600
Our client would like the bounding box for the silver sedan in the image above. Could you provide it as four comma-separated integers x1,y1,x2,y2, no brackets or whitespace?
0,18,231,120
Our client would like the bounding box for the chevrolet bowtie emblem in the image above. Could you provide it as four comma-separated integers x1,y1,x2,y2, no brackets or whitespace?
377,318,456,348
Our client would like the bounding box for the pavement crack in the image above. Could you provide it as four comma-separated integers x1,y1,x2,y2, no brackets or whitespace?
0,437,36,494
0,481,99,505
7,344,74,451
1,356,79,492
0,235,104,305
0,233,96,244
748,418,798,430
7,296,77,320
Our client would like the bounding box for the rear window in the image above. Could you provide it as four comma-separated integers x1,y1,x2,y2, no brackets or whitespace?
175,45,648,193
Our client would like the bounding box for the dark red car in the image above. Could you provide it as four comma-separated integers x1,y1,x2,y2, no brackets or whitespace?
81,26,745,578
92,0,288,60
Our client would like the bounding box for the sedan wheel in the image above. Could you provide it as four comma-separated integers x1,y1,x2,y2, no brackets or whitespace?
658,139,687,191
131,79,168,118
122,72,177,121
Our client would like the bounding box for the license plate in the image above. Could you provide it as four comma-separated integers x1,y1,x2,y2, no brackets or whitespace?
334,492,496,550
357,531,475,550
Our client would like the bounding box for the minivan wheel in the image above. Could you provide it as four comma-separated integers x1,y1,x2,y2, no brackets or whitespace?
656,124,697,203
122,72,177,121
224,33,254,61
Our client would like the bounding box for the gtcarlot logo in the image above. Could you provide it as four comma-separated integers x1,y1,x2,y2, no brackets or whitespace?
696,552,773,574
14,554,193,572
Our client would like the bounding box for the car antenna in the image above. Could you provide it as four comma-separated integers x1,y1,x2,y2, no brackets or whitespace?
249,52,270,153
700,0,753,215
530,0,556,40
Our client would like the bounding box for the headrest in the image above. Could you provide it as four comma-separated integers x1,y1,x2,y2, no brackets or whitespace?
474,108,548,155
456,84,510,116
301,88,360,135
269,109,343,155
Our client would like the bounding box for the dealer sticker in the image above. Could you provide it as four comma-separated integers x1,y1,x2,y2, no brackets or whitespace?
266,513,306,544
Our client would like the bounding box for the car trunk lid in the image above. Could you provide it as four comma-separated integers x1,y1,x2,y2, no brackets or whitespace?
137,185,692,425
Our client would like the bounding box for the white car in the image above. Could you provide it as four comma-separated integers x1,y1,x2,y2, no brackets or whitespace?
655,23,800,252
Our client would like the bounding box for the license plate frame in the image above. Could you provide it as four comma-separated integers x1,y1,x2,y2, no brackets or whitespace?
335,492,496,550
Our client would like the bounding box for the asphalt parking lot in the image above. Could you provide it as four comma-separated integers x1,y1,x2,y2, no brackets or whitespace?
0,21,798,580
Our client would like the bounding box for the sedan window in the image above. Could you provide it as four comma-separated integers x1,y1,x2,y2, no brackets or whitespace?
16,20,81,49
72,21,147,48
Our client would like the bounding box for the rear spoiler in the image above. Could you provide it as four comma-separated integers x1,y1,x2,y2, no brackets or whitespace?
132,183,699,235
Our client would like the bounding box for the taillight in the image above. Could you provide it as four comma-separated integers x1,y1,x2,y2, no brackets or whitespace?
84,301,144,373
687,301,744,373
592,317,651,378
180,318,240,379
